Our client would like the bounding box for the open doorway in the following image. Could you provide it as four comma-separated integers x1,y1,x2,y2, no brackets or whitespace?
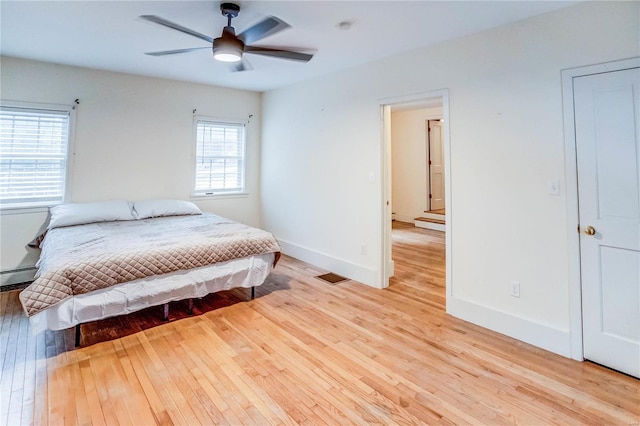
380,90,451,303
413,118,446,232
387,102,443,224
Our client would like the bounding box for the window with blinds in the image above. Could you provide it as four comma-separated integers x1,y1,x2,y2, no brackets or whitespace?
194,119,245,195
0,106,71,207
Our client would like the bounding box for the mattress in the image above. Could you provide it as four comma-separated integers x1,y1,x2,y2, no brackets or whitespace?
28,252,275,333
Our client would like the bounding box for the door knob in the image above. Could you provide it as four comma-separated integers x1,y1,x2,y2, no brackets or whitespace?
584,225,596,236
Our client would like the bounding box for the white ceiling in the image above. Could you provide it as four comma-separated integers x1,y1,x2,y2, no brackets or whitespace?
1,1,576,92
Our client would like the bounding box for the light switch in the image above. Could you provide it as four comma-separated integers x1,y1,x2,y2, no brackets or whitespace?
548,179,560,196
368,172,375,183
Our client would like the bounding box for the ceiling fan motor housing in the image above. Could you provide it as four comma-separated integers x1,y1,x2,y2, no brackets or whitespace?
213,26,244,61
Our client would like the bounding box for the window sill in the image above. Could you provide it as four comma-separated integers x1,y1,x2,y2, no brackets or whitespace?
190,192,249,200
0,204,52,215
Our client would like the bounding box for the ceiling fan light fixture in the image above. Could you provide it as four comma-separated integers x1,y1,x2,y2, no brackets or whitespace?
213,28,244,63
213,48,242,62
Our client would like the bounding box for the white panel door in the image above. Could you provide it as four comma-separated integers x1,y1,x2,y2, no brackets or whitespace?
428,121,445,211
575,67,640,378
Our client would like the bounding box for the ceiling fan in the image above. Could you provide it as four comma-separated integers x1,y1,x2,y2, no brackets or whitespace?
140,3,314,71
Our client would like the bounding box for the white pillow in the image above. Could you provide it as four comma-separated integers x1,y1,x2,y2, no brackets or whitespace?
133,199,202,219
48,200,135,229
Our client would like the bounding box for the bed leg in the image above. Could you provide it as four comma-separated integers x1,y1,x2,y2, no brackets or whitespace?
188,298,194,315
251,286,255,300
75,324,81,347
163,303,169,321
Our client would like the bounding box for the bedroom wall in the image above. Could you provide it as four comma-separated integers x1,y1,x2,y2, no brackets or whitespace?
0,57,262,285
261,1,639,357
391,106,443,223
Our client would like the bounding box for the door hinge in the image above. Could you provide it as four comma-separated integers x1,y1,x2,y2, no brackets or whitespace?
428,160,432,165
577,224,580,233
429,194,433,199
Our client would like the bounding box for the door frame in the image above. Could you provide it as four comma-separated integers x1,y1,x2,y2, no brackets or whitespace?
562,57,640,361
379,89,451,295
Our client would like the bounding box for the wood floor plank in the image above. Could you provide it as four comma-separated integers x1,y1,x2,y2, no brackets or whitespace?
0,292,19,426
18,307,37,426
1,221,638,425
32,330,48,426
78,358,106,426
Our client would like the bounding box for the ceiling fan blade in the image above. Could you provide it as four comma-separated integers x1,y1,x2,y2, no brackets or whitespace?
145,47,211,56
245,46,314,62
238,16,290,45
231,59,254,73
140,15,213,43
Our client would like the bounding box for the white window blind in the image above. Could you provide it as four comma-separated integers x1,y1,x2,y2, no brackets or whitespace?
194,120,245,195
0,106,70,206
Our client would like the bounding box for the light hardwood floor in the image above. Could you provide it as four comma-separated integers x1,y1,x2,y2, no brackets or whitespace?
1,222,638,425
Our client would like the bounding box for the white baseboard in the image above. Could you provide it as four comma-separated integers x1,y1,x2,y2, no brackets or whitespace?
396,213,445,224
1,267,36,287
414,220,446,232
393,214,415,224
277,239,379,288
421,212,445,220
447,295,572,358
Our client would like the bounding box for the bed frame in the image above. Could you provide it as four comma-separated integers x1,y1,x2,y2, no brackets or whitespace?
74,286,256,346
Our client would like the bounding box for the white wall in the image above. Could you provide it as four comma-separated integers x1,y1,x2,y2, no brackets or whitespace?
0,57,262,284
391,107,443,223
261,1,639,357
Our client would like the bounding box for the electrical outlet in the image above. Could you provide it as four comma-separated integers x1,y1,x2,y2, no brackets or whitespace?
510,281,520,298
360,244,367,255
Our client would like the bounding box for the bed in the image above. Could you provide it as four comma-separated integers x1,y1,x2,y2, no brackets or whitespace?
19,199,281,343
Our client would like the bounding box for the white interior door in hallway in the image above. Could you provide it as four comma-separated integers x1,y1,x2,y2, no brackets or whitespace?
428,120,445,211
575,66,640,378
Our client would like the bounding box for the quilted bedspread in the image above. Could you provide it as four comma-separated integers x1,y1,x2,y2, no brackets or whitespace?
20,213,281,317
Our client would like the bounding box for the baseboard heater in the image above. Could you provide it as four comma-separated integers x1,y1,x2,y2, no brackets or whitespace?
1,266,37,287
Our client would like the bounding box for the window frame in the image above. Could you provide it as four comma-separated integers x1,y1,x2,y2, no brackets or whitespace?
0,100,76,211
191,116,247,198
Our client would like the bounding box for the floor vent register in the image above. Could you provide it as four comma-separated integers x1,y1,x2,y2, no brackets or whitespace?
315,272,349,285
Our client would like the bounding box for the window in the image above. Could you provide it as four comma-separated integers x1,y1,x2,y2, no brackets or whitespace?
0,104,72,207
194,119,245,195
